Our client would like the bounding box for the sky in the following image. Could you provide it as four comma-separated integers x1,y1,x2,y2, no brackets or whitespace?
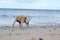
0,0,60,9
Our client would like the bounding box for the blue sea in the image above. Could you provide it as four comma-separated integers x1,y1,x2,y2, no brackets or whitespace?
0,9,60,26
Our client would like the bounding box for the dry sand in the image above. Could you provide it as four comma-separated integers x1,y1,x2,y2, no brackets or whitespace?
0,25,60,40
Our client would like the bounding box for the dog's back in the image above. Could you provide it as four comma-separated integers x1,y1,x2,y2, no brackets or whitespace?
16,16,26,23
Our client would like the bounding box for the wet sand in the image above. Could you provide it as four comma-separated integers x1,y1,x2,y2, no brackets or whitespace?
0,25,60,40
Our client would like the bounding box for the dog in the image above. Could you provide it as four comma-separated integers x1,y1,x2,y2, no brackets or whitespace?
12,16,30,28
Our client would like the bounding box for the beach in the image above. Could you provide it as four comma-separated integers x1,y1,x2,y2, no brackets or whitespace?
0,25,60,40
0,9,60,40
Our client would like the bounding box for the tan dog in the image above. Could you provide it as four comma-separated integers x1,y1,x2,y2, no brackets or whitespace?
12,16,30,28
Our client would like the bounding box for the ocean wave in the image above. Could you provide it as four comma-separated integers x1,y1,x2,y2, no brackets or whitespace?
0,9,60,26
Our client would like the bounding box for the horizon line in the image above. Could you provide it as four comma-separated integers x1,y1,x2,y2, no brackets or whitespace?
0,8,60,11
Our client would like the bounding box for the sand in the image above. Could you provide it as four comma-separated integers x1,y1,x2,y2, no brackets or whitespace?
0,25,60,40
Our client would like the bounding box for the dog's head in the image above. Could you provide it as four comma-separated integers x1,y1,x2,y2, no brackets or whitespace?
26,17,30,23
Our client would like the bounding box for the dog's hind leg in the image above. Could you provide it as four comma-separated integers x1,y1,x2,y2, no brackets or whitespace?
12,18,17,27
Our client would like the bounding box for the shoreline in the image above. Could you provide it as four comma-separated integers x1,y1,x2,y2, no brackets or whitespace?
0,25,60,40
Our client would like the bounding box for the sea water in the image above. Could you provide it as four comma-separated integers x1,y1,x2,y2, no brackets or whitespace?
0,9,60,26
